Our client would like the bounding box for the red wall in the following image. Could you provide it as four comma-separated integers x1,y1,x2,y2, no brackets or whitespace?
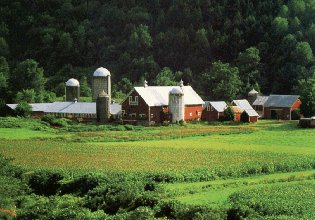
122,90,149,122
184,105,203,121
291,99,302,111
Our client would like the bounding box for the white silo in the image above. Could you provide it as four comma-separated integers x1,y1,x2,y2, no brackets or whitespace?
168,80,185,123
92,67,111,102
65,78,80,102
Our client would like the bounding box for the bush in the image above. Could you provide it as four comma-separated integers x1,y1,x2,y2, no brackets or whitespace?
291,108,300,120
28,171,64,196
15,102,32,117
223,107,234,121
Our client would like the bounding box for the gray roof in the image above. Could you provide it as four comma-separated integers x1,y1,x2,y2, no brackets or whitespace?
7,102,121,115
264,95,300,108
133,86,204,106
232,99,259,117
7,103,53,112
253,96,269,106
204,101,227,112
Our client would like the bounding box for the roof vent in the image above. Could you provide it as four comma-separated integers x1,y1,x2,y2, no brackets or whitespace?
144,80,148,88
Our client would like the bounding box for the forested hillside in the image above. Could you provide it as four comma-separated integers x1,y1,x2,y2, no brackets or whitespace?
0,0,314,115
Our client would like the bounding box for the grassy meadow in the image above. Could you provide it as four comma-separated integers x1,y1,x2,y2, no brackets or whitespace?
0,117,315,219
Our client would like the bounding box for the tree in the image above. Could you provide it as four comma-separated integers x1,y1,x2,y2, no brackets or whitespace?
10,59,46,100
223,106,235,121
15,102,32,117
292,42,313,66
236,47,261,95
202,61,242,101
155,67,177,86
15,89,36,103
294,72,315,117
80,76,91,97
272,17,289,36
0,56,9,92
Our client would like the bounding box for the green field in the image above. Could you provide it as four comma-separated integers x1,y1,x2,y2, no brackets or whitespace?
0,117,315,219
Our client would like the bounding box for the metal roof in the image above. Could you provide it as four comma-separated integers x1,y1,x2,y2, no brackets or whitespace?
232,99,259,117
93,67,110,77
7,103,53,112
264,95,300,108
204,101,227,112
134,86,204,107
66,78,80,87
7,102,121,115
253,96,269,106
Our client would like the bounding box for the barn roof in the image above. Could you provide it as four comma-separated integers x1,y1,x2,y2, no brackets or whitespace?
264,95,300,108
133,86,204,107
7,102,121,115
253,96,269,106
204,101,227,112
7,103,53,112
232,99,259,117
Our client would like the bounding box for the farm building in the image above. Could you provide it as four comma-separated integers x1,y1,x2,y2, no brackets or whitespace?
231,106,242,122
252,95,269,117
6,102,121,121
263,95,301,120
232,99,259,122
121,80,204,124
201,101,227,121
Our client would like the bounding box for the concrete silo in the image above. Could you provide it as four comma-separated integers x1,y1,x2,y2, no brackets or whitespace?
168,80,185,123
65,78,80,102
92,67,111,102
96,90,110,123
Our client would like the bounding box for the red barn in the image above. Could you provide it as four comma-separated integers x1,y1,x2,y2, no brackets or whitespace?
122,85,204,124
263,95,301,120
201,101,227,121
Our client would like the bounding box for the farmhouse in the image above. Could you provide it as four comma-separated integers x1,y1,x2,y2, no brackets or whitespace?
201,101,227,121
121,80,204,124
232,99,259,122
263,95,301,120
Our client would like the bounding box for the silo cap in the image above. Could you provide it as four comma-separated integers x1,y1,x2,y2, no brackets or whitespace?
170,87,184,94
248,89,258,95
98,90,109,97
66,78,80,87
93,67,111,77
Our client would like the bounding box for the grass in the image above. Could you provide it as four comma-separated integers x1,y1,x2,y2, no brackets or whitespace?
162,170,315,206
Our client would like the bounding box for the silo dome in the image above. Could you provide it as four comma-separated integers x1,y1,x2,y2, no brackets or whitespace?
248,89,258,95
170,87,184,95
66,78,80,87
93,67,111,77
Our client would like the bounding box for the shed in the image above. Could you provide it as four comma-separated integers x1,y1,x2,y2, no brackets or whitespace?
201,101,227,121
232,99,259,122
263,95,301,120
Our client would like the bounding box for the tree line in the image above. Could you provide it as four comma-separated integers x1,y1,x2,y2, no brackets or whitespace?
0,0,314,116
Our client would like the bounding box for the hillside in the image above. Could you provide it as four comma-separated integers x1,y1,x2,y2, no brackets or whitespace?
0,0,315,116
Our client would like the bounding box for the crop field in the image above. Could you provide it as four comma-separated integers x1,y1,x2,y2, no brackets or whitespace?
0,117,315,219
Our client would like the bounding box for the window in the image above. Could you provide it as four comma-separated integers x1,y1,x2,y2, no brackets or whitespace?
129,96,139,105
139,114,146,118
151,114,154,118
121,110,126,116
189,112,192,116
129,113,136,117
198,112,201,116
207,106,211,111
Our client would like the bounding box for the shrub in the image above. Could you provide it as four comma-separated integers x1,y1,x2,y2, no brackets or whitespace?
291,108,300,120
223,107,234,121
28,171,64,196
15,102,32,117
